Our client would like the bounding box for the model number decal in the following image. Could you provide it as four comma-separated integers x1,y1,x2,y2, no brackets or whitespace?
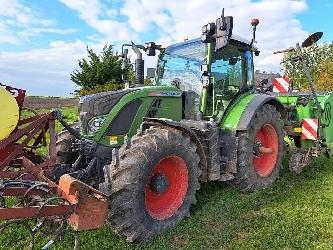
148,91,182,97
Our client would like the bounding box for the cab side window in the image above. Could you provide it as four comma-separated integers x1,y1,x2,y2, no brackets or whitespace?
244,50,254,86
211,45,244,99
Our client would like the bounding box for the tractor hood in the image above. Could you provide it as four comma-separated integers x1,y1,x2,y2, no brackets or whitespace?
79,86,183,144
79,89,134,126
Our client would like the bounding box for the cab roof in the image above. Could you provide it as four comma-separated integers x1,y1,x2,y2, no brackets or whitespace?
166,35,253,51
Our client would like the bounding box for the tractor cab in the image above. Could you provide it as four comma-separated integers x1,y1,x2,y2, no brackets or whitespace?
155,35,255,120
155,36,254,119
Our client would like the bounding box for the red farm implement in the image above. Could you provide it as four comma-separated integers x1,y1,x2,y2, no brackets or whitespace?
0,84,107,249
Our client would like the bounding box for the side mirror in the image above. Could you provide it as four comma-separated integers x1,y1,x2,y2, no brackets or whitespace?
201,9,233,51
201,22,215,43
215,15,233,51
145,42,156,56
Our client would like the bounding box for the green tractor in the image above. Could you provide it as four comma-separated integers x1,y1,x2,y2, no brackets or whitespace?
55,11,333,241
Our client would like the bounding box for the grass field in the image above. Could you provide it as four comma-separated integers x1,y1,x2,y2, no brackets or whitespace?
1,107,333,249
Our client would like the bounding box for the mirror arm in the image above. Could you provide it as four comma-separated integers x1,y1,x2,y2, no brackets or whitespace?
295,43,322,121
250,26,256,46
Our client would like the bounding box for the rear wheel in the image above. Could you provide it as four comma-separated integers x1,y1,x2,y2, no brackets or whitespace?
105,127,201,241
228,104,284,192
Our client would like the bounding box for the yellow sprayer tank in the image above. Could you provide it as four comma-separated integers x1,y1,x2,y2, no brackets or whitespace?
0,87,19,140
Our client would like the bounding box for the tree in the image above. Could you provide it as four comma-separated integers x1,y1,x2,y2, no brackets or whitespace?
71,45,134,95
315,59,333,91
285,42,333,91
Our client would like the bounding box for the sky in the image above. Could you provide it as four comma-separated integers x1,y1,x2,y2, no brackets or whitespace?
0,0,332,96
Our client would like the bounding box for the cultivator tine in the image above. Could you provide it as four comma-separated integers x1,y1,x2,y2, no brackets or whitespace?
0,173,107,249
0,178,80,249
0,194,5,208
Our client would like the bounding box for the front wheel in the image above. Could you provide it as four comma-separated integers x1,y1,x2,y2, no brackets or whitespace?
105,127,201,241
228,104,285,192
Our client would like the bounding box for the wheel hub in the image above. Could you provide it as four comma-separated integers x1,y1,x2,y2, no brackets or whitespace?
253,139,262,157
145,156,189,220
253,139,274,157
252,123,279,177
149,173,169,193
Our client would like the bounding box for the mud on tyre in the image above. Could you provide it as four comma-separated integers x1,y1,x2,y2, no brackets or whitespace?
228,104,285,192
104,127,201,241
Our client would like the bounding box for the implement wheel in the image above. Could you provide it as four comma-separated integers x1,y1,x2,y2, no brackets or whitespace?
105,127,201,241
228,104,284,192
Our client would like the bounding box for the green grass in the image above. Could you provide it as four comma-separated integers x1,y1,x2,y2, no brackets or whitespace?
2,107,333,249
76,156,333,250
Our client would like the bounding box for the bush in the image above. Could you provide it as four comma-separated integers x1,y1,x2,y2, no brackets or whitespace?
285,42,333,91
76,81,125,96
71,45,133,95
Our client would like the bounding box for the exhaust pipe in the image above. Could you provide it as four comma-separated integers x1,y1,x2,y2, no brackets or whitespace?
131,41,144,86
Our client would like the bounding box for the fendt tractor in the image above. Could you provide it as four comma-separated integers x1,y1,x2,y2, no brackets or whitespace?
1,10,333,245
53,11,333,241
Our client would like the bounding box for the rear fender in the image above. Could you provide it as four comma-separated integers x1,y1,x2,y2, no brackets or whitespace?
236,94,287,131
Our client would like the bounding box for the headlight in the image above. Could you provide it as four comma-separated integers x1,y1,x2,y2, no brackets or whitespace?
88,116,106,135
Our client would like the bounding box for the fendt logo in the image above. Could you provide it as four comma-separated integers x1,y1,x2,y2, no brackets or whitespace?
323,102,332,126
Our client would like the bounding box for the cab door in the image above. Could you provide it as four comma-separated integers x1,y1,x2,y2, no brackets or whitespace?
207,45,254,119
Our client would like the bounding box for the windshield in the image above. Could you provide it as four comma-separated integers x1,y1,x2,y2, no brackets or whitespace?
156,39,207,95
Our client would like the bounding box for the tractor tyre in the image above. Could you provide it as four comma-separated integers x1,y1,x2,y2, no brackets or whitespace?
56,123,79,165
105,127,201,242
228,104,284,192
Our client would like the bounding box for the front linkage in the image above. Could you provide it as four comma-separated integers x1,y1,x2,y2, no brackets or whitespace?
54,110,113,188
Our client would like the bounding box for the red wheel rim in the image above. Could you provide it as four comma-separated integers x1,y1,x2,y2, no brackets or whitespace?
253,124,279,177
145,156,188,220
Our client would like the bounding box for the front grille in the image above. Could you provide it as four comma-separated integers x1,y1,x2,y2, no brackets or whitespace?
79,89,133,133
146,99,162,118
106,99,142,136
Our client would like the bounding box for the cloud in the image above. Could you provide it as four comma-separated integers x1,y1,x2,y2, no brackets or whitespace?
119,0,309,73
0,0,310,96
0,40,87,96
0,0,76,45
59,0,135,42
58,0,310,73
